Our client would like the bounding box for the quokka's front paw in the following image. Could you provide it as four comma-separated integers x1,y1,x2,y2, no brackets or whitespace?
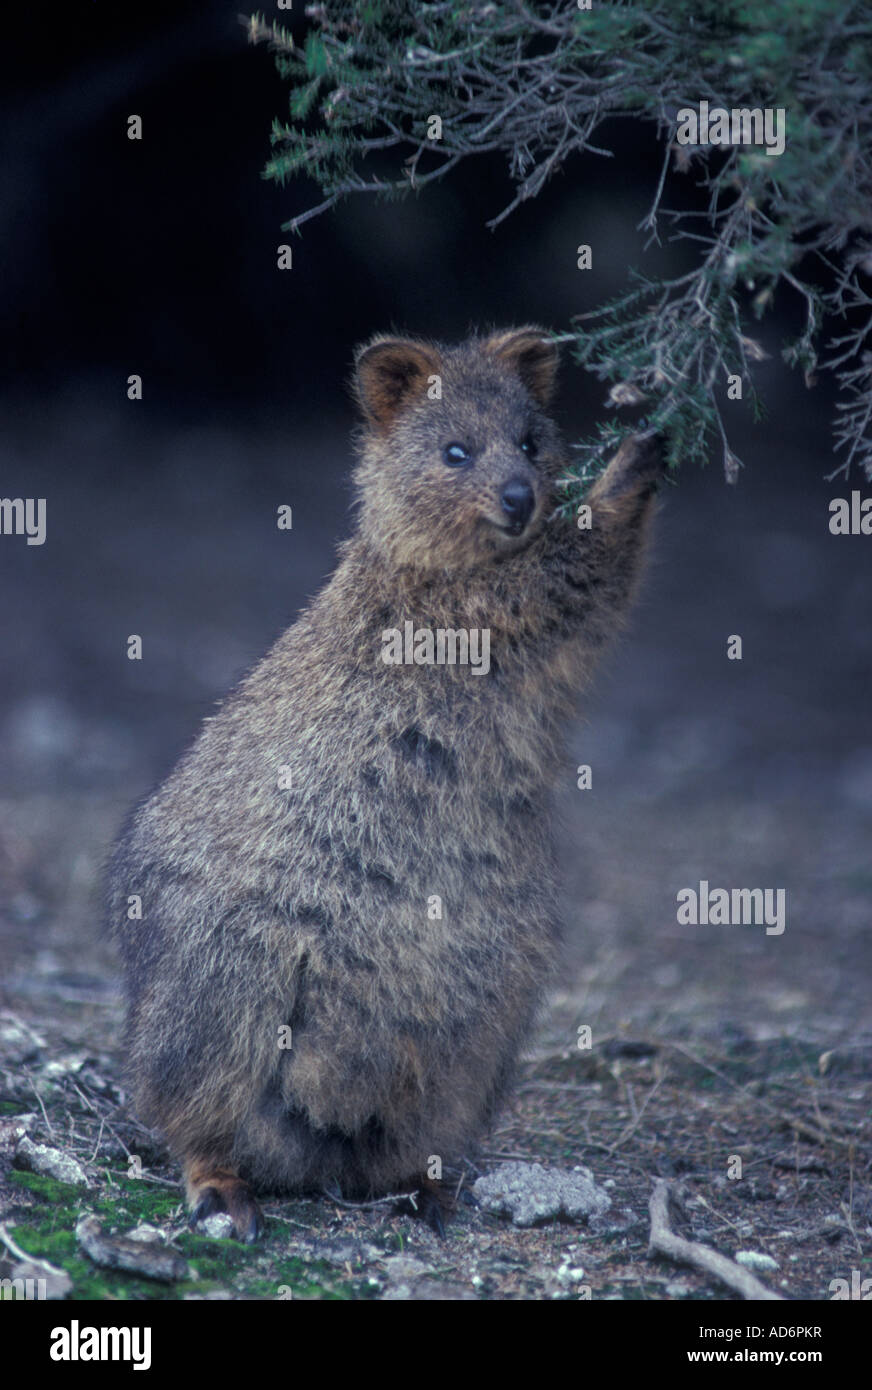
590,429,668,502
626,428,668,481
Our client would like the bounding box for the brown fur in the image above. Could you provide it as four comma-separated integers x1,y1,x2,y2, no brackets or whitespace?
108,328,666,1239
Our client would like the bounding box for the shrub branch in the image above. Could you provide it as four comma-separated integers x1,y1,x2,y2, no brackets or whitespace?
244,0,872,493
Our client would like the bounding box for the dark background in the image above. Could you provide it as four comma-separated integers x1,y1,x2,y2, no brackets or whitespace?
0,2,870,1048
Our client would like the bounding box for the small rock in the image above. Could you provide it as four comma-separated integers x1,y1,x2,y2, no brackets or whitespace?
76,1216,189,1282
555,1259,586,1285
198,1213,235,1240
666,1281,690,1298
14,1137,89,1187
472,1162,611,1228
735,1250,779,1272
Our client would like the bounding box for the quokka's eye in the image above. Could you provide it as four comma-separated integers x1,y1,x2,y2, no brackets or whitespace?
520,434,538,459
443,442,472,467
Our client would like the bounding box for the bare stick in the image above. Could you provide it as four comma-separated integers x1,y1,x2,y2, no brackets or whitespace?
23,1070,54,1137
323,1188,417,1212
0,1222,67,1280
647,1179,783,1301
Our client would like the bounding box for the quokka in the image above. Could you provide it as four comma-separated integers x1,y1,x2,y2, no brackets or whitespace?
109,327,667,1238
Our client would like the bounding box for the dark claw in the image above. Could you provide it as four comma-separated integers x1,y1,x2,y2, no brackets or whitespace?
632,428,668,478
189,1186,224,1226
392,1187,448,1238
420,1190,447,1240
239,1203,264,1244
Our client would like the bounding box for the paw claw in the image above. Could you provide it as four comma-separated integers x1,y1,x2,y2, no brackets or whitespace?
393,1179,450,1238
187,1174,264,1243
189,1186,224,1226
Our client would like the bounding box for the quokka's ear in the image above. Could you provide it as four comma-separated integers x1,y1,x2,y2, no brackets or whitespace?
484,327,559,407
353,336,441,431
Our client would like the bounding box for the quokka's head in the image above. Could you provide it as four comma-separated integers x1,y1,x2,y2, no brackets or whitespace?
350,327,564,571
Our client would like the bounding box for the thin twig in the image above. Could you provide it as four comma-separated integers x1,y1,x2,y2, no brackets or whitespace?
648,1179,784,1300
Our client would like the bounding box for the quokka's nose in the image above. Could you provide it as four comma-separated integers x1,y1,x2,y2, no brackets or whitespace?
500,478,535,532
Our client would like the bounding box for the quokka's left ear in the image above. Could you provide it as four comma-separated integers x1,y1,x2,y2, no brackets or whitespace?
483,327,560,407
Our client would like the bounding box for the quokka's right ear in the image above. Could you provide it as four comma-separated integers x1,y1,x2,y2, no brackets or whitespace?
353,336,441,431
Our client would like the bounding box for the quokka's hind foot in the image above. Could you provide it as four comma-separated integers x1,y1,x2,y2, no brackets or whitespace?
184,1160,264,1244
394,1176,452,1239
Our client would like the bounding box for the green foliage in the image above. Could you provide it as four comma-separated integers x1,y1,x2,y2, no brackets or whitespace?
7,1169,370,1299
245,0,872,491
